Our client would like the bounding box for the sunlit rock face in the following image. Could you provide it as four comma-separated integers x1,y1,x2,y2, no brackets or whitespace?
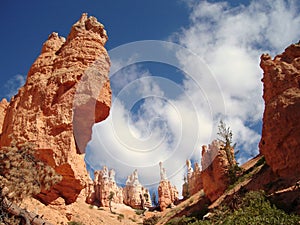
0,13,111,205
0,98,9,133
260,42,300,179
182,159,203,198
86,166,123,207
158,162,179,211
86,168,152,209
201,140,236,202
123,169,152,209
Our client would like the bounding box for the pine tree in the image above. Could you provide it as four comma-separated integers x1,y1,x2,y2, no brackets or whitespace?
217,120,241,184
108,191,115,213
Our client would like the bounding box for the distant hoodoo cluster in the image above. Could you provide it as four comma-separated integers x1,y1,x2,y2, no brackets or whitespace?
85,162,178,211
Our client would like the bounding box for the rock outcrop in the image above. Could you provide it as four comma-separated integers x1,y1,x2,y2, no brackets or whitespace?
182,160,203,198
259,42,300,179
0,98,9,133
201,140,236,202
123,169,152,209
86,166,123,207
158,162,179,211
0,13,111,205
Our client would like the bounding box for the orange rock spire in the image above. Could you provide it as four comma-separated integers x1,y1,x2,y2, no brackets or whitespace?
0,13,111,205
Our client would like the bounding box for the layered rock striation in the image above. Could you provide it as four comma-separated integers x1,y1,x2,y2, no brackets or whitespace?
0,13,111,205
259,42,300,179
201,140,236,202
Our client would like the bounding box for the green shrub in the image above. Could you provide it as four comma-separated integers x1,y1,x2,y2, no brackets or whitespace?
166,191,300,225
117,213,124,222
255,156,265,167
143,215,161,225
166,216,197,225
135,209,145,215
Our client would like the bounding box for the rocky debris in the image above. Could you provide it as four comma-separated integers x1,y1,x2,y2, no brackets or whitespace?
259,42,300,179
0,98,9,133
123,169,152,209
182,160,203,198
0,13,111,205
86,166,123,207
158,162,179,211
201,140,236,202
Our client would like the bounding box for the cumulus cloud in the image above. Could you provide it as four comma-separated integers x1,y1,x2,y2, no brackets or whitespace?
85,0,300,197
85,64,208,194
175,0,300,163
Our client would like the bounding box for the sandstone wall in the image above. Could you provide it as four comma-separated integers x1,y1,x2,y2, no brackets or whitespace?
259,42,300,179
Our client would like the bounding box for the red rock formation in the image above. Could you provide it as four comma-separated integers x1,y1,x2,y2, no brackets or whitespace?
183,160,203,198
158,181,178,211
0,13,111,205
158,162,179,211
0,98,9,133
123,169,152,209
86,166,123,207
201,140,236,202
259,42,300,179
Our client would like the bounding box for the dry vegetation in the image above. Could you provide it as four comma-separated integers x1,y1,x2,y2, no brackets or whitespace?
0,142,61,224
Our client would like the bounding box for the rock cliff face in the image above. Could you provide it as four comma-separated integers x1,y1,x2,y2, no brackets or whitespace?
123,170,152,209
86,167,123,207
158,162,179,211
201,140,236,202
259,42,300,179
182,160,203,198
0,99,9,133
0,13,111,205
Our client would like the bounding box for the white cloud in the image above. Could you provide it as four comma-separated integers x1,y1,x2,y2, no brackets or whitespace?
85,65,208,195
175,0,300,164
3,74,26,99
85,0,300,198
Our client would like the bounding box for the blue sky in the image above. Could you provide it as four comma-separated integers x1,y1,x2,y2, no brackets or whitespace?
0,0,254,97
1,0,300,194
0,0,191,97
